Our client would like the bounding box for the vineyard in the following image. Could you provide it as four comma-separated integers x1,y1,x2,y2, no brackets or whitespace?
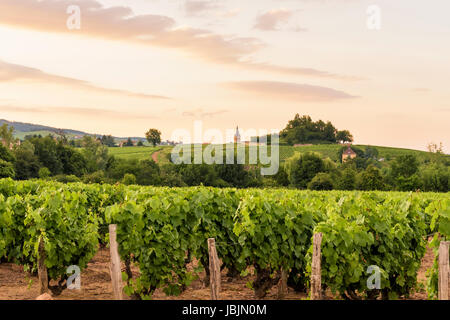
0,178,448,300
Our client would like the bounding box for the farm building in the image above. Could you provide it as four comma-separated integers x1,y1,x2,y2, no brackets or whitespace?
342,145,357,162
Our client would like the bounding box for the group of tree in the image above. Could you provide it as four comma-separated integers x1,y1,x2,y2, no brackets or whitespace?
0,123,448,192
279,114,353,145
0,127,259,188
271,149,449,192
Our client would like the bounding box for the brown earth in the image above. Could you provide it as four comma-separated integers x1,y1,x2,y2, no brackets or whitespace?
0,242,435,300
151,151,160,163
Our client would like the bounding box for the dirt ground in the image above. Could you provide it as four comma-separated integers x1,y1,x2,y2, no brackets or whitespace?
0,242,435,300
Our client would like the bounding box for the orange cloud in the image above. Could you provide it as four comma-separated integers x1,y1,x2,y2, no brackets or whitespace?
184,0,221,16
182,108,228,118
0,60,170,100
254,9,296,31
0,0,355,79
0,104,159,120
224,81,358,102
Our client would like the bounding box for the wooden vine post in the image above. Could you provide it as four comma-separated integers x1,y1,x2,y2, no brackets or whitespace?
208,238,221,300
37,236,48,295
438,241,449,300
109,224,123,300
277,267,288,299
311,232,323,300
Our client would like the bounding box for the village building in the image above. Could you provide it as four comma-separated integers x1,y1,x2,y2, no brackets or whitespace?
1,138,20,150
342,145,357,162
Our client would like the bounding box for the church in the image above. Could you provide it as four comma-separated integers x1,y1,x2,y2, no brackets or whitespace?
234,126,241,143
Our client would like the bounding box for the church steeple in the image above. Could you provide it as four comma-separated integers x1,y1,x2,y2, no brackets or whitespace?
234,126,241,143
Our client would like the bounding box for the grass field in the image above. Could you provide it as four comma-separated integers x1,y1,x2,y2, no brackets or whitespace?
108,144,446,164
108,146,163,161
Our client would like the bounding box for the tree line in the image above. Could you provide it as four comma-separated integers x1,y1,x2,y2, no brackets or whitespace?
0,123,448,192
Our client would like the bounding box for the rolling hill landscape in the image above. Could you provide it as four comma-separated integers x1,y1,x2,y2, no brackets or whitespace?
0,119,146,143
1,0,449,306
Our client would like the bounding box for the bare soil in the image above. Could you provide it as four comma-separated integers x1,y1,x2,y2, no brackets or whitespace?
0,243,435,300
151,151,160,163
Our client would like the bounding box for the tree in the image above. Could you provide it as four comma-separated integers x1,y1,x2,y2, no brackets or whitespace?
336,130,354,144
308,173,334,190
278,114,352,145
274,165,290,187
420,163,449,192
0,159,15,178
137,140,144,147
391,155,419,179
125,138,134,147
0,144,15,162
0,123,15,147
81,136,110,172
54,129,68,145
122,173,137,185
101,135,116,147
13,141,41,180
38,167,51,179
28,136,63,175
287,152,326,188
356,165,384,190
146,129,161,147
136,159,161,186
427,142,444,154
337,167,357,190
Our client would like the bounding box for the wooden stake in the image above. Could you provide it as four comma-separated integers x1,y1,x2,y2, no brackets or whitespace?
109,224,123,300
277,267,288,299
438,241,449,300
37,237,48,295
208,238,221,300
311,233,323,300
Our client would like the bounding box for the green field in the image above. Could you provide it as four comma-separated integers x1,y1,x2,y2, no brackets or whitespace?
280,144,440,162
108,146,165,161
111,143,443,164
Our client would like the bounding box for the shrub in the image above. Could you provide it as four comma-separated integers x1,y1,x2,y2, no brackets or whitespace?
356,165,385,190
122,173,137,185
287,152,326,188
53,174,81,183
38,167,51,179
0,159,15,178
83,170,106,184
308,172,334,190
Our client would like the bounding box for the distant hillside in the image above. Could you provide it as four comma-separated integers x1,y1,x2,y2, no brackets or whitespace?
0,119,146,141
109,143,448,166
0,119,85,136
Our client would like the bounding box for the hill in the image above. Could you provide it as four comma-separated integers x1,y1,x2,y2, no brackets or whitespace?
109,143,446,165
0,119,146,142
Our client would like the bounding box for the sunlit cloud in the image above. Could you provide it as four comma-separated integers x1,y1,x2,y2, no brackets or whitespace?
0,60,171,100
254,8,305,32
0,104,159,120
0,0,354,79
412,88,431,93
224,81,358,102
184,0,221,16
182,108,229,118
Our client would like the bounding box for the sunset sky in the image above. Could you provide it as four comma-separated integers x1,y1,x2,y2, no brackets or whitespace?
0,0,449,151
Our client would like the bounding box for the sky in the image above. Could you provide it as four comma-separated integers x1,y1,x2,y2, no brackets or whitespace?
0,0,449,150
